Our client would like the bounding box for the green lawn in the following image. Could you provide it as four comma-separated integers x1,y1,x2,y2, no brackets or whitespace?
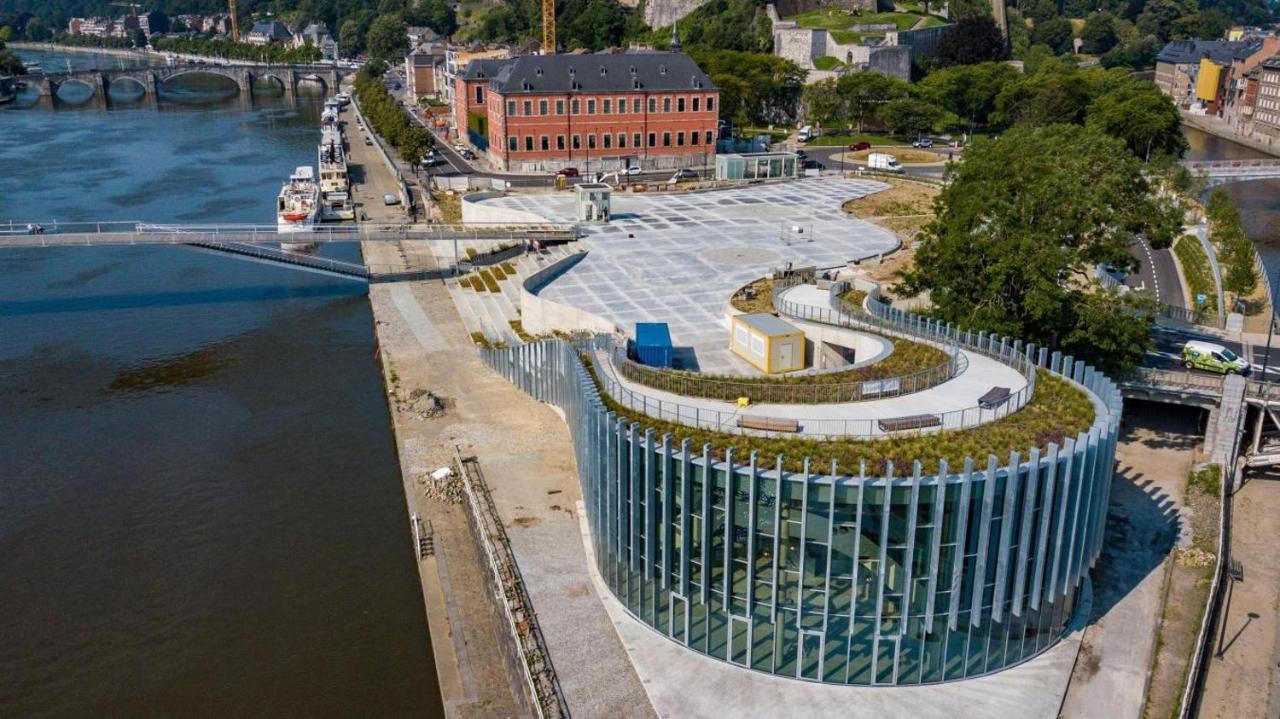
1173,235,1219,319
792,9,925,31
814,56,845,71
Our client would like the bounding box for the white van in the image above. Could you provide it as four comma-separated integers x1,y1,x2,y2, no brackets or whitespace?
867,152,903,173
797,125,816,142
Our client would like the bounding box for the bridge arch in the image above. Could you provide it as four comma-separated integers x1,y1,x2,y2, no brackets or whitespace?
106,75,150,98
51,78,99,103
158,69,243,95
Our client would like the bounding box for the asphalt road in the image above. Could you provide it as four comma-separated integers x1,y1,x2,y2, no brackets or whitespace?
1125,236,1186,308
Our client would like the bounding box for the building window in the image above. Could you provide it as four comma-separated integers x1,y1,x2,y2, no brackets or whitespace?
618,133,627,148
663,97,671,112
475,86,484,104
603,99,612,114
603,133,612,149
707,96,715,112
618,97,627,113
678,97,685,112
508,136,518,151
557,135,566,150
663,132,671,147
525,136,534,152
633,98,641,113
572,99,580,114
572,135,581,150
523,100,532,116
588,134,597,149
634,133,642,148
541,135,550,151
705,130,713,145
588,99,596,114
677,131,684,146
648,132,656,147
691,131,699,146
540,99,548,115
648,98,656,113
507,100,516,116
692,97,699,112
556,99,565,114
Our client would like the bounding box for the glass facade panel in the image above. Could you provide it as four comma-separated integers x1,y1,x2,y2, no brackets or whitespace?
480,340,1117,686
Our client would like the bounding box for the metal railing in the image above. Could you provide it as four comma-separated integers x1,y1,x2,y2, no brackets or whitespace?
613,335,963,405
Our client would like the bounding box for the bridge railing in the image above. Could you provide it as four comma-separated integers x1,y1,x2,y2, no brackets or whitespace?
0,219,582,241
1121,367,1226,394
1182,158,1280,173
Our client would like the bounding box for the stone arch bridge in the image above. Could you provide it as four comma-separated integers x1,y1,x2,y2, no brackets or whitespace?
29,63,348,98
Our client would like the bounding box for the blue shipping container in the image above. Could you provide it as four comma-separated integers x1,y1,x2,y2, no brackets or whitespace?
634,322,673,368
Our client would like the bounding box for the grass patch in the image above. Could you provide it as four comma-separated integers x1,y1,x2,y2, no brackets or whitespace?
731,277,776,314
465,247,478,260
490,264,508,281
1173,234,1218,320
814,56,845,71
840,288,868,309
619,336,954,404
791,9,923,31
1187,463,1221,498
500,261,516,275
477,268,501,292
509,320,535,343
587,361,1095,475
841,148,940,164
431,189,462,223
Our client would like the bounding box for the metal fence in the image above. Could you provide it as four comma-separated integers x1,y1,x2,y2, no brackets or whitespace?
454,449,570,719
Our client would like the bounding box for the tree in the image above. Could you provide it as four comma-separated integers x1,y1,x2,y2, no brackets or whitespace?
130,28,147,49
0,25,11,42
803,77,842,126
366,13,408,61
691,49,805,124
1086,79,1188,159
1021,0,1058,24
931,16,1009,68
1136,0,1194,43
877,97,944,136
339,18,364,57
835,71,911,132
1080,12,1119,55
24,16,48,41
1206,188,1258,301
1175,9,1232,40
895,125,1182,373
1031,17,1075,54
1100,35,1161,69
918,62,1019,129
408,0,458,37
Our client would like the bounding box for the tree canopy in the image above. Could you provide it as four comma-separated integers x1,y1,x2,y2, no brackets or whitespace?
896,124,1181,372
929,15,1009,69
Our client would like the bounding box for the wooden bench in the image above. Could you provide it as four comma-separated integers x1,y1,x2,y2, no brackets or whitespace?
737,415,800,433
978,386,1012,409
878,414,942,433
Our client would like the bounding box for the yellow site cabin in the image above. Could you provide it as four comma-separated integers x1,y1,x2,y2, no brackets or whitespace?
730,313,806,374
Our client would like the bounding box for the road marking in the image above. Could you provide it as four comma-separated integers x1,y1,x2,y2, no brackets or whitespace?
390,284,446,352
1137,238,1160,303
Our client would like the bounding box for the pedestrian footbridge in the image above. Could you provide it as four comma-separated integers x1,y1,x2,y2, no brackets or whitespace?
1181,159,1280,187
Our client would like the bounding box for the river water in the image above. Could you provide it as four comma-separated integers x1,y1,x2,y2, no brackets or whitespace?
0,52,442,717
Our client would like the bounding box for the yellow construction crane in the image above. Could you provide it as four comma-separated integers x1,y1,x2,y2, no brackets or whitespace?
542,0,555,55
229,0,240,41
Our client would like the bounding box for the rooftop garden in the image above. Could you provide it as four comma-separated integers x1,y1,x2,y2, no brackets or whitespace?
788,9,944,43
586,360,1097,475
617,334,954,404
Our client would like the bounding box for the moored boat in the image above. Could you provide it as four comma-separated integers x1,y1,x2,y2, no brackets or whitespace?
277,166,320,234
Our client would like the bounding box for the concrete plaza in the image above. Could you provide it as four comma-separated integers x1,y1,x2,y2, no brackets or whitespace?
478,178,901,373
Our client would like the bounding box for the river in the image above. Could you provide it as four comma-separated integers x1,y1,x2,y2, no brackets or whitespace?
1183,125,1280,290
0,51,443,717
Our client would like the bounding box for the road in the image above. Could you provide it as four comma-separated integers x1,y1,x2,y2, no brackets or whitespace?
1125,236,1186,308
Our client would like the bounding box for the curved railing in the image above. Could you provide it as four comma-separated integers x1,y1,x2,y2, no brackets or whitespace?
774,274,1038,415
586,335,1018,438
613,338,965,404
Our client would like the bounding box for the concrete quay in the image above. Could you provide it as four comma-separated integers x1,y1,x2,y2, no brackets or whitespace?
350,93,652,716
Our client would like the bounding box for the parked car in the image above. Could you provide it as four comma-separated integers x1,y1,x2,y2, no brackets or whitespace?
383,193,400,206
671,168,699,180
848,141,872,151
948,139,965,148
794,149,808,160
625,165,644,176
912,137,934,148
801,159,824,170
460,149,477,160
556,167,580,177
1182,341,1250,375
364,136,373,145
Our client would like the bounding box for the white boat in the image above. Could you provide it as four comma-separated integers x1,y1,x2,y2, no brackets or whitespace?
317,139,353,221
277,166,320,233
333,92,351,107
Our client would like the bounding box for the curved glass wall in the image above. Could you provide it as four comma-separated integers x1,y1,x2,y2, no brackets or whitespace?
484,339,1120,686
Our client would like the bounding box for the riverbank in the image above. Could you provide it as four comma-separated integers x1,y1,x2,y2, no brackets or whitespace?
9,41,154,62
1181,111,1280,159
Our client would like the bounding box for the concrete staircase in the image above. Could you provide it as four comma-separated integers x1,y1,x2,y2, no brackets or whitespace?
448,243,581,346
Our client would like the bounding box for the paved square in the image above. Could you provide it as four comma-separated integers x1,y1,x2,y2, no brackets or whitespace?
479,178,900,373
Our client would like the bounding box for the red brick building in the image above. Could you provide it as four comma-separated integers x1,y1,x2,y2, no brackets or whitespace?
455,52,719,172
